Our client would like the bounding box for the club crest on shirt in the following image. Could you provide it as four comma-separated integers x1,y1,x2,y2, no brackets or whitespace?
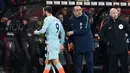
80,22,83,29
118,24,123,29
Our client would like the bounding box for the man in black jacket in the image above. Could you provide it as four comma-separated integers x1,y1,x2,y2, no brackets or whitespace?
100,8,130,73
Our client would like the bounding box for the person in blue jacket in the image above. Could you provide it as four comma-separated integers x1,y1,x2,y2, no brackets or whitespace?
66,6,94,73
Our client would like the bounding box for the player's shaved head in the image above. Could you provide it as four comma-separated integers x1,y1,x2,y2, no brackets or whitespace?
109,8,118,20
110,8,118,14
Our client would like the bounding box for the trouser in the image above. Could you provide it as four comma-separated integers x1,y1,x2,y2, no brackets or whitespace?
27,51,42,73
26,36,45,73
75,52,93,73
99,40,109,73
108,52,128,73
63,48,75,73
63,42,75,73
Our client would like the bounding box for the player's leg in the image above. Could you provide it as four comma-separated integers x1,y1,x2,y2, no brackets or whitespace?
43,45,53,73
52,59,65,73
43,59,52,73
46,44,65,73
52,45,65,73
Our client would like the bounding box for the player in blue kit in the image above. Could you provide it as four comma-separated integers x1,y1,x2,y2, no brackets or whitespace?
34,6,65,73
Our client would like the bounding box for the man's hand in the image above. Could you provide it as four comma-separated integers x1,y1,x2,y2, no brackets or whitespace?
60,44,64,52
23,20,28,25
128,51,130,55
70,43,73,50
68,43,74,51
66,31,74,36
34,30,38,34
45,59,49,64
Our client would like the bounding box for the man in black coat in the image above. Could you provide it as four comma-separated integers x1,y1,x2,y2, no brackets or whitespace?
100,8,130,73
